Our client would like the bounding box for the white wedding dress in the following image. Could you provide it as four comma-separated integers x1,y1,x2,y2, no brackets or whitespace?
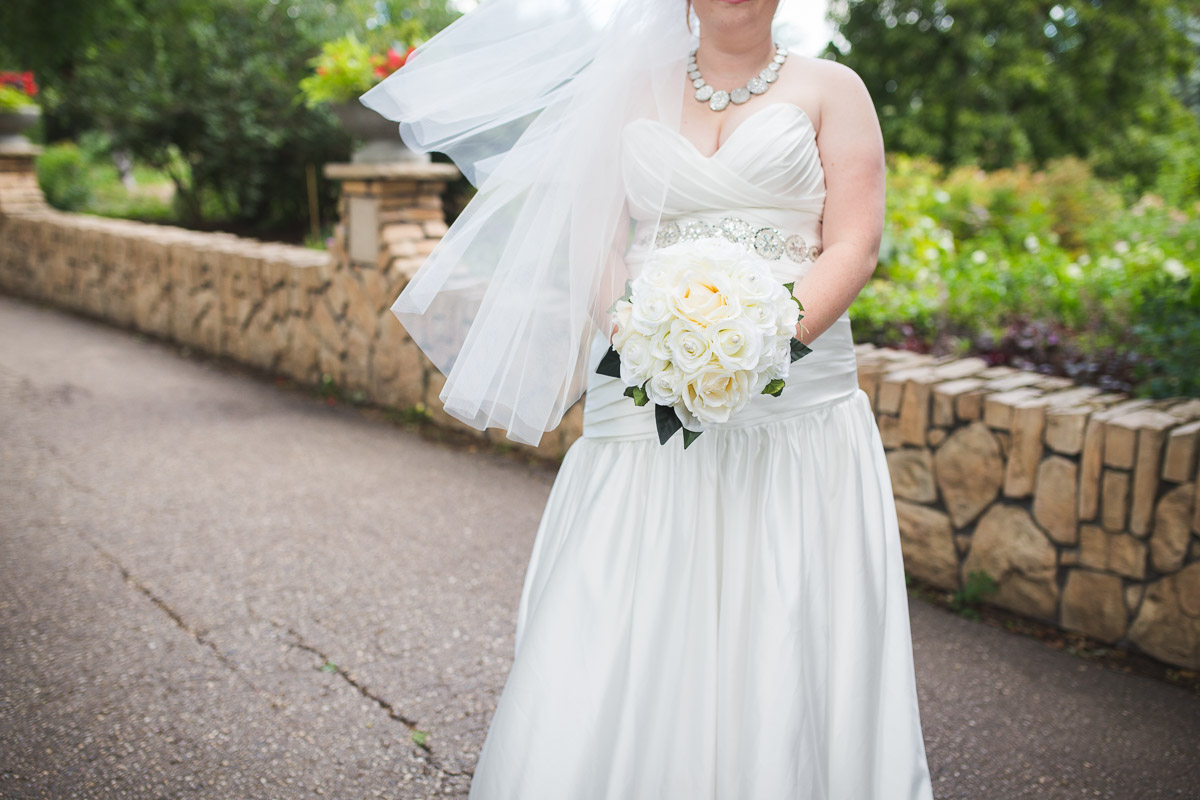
468,102,935,800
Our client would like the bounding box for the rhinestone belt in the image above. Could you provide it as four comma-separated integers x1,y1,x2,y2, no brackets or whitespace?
653,216,821,263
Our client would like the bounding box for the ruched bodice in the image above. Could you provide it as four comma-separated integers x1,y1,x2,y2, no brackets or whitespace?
622,102,825,229
583,101,861,440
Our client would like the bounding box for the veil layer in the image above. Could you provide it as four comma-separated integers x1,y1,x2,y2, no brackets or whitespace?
360,0,797,446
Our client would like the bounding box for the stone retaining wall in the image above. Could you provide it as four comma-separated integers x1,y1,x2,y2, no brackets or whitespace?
856,348,1200,670
1,156,1196,671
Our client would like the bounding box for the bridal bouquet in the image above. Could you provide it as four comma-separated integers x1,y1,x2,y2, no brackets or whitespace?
596,237,812,448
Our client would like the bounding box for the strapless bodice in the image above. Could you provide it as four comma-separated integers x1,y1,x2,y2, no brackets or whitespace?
583,101,860,442
621,102,826,274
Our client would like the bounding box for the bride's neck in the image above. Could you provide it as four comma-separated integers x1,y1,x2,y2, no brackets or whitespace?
694,31,776,80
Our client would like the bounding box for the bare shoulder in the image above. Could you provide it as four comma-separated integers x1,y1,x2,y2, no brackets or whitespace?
802,56,867,87
774,57,871,134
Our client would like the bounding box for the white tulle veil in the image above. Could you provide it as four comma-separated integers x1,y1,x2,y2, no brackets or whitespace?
360,0,800,446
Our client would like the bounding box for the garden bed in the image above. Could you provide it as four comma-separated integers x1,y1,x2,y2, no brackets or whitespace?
851,155,1200,399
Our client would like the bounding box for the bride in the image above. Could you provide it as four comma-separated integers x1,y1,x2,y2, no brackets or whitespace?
363,0,935,797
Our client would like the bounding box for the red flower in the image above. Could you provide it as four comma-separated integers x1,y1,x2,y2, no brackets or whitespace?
0,71,38,97
370,45,416,81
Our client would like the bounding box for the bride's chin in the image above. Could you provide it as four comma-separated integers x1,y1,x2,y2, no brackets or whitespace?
711,0,756,8
703,0,777,20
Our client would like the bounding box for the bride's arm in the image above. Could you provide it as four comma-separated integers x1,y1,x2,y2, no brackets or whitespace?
791,61,885,345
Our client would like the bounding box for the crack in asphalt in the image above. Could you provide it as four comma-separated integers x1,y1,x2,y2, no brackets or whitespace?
23,378,478,787
82,531,473,781
61,498,475,782
48,463,262,698
81,534,267,697
271,618,474,779
49,461,268,693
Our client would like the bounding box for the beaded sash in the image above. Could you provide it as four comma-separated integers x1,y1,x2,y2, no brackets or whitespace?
653,216,821,264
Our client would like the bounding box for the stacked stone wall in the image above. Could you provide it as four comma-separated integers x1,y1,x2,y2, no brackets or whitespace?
856,347,1200,670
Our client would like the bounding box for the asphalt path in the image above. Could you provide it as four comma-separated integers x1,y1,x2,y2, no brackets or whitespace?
2,293,1198,799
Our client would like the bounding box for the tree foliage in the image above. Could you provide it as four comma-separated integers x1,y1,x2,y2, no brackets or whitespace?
0,0,124,79
51,0,341,230
0,0,463,236
825,0,1200,202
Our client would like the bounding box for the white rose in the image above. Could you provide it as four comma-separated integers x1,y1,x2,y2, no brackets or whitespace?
740,300,779,333
611,300,634,350
731,262,778,303
648,325,673,361
630,285,674,336
665,317,713,374
645,363,686,406
708,317,765,372
671,268,743,326
674,401,706,433
680,365,753,425
638,259,678,291
773,293,801,336
764,336,792,380
618,332,666,387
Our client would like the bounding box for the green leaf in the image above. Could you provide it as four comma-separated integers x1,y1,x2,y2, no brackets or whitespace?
411,730,428,747
783,281,804,312
681,427,703,448
790,338,813,362
623,384,650,406
761,378,786,396
655,403,683,445
596,345,621,377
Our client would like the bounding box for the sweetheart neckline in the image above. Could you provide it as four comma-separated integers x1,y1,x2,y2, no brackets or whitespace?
628,102,815,161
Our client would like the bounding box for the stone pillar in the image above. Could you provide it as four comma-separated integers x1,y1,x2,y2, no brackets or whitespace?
320,160,465,428
0,141,47,216
322,161,461,275
320,160,583,460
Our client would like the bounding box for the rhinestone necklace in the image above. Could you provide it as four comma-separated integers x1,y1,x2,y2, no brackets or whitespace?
688,41,788,112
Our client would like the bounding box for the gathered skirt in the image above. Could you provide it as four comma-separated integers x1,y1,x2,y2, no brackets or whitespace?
468,326,935,799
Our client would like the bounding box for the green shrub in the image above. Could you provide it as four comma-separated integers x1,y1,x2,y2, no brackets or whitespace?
36,142,91,211
1129,274,1200,398
851,154,1200,398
